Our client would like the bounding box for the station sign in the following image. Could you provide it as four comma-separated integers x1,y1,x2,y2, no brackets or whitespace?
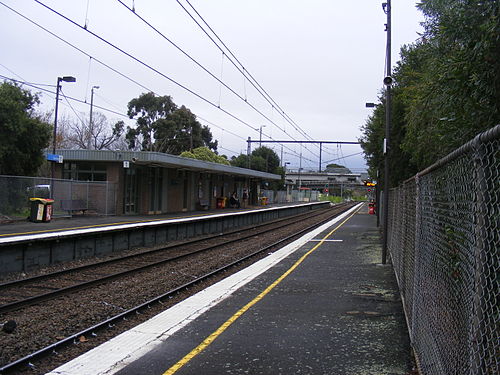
47,153,63,163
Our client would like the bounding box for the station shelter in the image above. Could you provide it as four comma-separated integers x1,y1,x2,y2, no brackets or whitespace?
53,150,281,215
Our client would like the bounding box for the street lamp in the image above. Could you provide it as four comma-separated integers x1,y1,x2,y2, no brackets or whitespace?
52,76,76,181
88,85,99,149
284,161,290,174
382,0,392,265
259,125,266,147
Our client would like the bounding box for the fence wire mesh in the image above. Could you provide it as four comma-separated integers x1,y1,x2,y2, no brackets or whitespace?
0,175,117,220
387,125,499,375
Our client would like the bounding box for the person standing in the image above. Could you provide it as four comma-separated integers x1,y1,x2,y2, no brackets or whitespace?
242,188,249,208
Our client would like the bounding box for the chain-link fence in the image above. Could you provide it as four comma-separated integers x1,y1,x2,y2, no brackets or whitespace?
0,175,118,220
261,189,319,204
387,125,499,375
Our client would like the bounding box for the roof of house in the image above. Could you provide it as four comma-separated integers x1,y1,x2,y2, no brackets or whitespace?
55,149,282,180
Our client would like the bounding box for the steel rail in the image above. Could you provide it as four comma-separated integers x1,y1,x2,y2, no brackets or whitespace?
0,203,355,374
0,206,335,290
0,205,349,314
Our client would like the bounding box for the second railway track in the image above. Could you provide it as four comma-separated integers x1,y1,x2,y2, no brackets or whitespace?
0,202,359,374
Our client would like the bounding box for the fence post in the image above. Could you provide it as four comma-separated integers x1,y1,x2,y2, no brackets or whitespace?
470,137,491,375
105,180,109,216
69,179,73,218
410,174,421,345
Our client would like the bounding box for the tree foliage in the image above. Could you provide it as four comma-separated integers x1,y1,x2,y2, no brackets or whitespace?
0,82,52,176
180,147,230,165
360,0,500,187
230,146,281,174
126,93,217,154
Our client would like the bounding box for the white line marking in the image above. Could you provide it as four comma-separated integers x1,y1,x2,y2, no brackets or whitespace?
47,203,362,375
0,202,328,244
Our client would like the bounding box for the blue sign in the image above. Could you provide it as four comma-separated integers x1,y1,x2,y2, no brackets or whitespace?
47,154,63,163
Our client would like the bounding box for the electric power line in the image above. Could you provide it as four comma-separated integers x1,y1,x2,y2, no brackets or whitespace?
1,1,315,164
177,0,315,143
29,0,314,162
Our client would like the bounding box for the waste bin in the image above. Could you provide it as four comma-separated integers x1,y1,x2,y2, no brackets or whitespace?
260,196,268,206
29,198,54,222
368,202,375,215
216,197,224,209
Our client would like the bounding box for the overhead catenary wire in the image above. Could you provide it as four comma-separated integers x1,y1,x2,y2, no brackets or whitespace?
0,1,314,164
0,74,129,118
175,0,322,160
24,0,313,162
114,0,317,154
177,0,315,142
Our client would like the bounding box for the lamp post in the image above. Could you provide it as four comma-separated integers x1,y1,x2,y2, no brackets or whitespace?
51,76,76,181
88,85,99,149
259,125,266,147
382,0,392,265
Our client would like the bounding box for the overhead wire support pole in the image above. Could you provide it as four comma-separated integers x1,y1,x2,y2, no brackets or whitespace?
382,0,392,265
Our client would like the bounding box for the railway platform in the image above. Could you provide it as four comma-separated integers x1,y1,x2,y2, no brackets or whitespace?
49,203,413,375
0,203,279,238
0,201,330,274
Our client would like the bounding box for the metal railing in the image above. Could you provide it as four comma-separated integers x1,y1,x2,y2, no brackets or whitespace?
0,175,117,220
387,125,499,375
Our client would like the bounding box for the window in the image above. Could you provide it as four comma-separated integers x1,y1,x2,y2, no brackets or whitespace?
63,162,107,181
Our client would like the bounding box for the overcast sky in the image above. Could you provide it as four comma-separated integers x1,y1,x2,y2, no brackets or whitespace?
1,0,423,172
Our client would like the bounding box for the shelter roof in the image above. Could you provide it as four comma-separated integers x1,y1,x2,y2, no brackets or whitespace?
55,150,281,180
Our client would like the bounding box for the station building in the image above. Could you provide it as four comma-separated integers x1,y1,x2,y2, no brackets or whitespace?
53,150,281,215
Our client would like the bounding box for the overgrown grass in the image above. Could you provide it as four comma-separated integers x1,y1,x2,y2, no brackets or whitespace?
318,194,367,203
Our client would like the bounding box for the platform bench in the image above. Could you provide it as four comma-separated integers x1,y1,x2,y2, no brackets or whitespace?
61,199,88,215
198,199,209,210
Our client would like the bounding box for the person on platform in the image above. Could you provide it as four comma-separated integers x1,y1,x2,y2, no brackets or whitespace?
242,188,249,208
229,192,241,208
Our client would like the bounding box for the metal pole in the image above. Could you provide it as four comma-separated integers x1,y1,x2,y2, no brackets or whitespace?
51,77,62,184
382,0,391,265
259,126,265,147
319,142,322,172
247,137,251,168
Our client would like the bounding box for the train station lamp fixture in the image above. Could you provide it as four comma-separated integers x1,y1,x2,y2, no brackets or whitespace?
51,76,76,180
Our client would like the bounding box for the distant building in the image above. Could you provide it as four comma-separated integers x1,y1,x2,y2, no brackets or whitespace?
285,171,364,190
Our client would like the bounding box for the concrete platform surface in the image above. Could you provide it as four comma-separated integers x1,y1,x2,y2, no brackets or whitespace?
49,204,413,375
0,202,296,238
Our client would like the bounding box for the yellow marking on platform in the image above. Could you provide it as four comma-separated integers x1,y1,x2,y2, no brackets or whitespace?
163,206,361,375
0,213,211,238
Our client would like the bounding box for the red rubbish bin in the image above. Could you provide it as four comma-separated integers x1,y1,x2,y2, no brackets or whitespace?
368,203,375,215
216,197,224,209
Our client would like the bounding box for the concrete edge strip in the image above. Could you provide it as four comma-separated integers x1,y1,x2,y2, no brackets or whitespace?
47,203,362,375
0,202,327,244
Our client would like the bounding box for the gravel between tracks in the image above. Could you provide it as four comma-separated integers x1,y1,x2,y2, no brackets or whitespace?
0,206,348,374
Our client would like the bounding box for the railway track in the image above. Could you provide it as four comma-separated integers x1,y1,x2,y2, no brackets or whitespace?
0,202,359,374
0,204,350,314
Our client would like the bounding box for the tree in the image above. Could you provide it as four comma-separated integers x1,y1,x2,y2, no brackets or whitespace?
0,82,52,176
126,92,177,151
325,163,352,174
180,147,230,165
155,106,217,154
64,112,124,150
231,147,280,173
126,93,217,154
359,0,500,185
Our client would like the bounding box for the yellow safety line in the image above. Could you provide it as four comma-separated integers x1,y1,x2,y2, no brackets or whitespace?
163,206,361,375
0,213,211,238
